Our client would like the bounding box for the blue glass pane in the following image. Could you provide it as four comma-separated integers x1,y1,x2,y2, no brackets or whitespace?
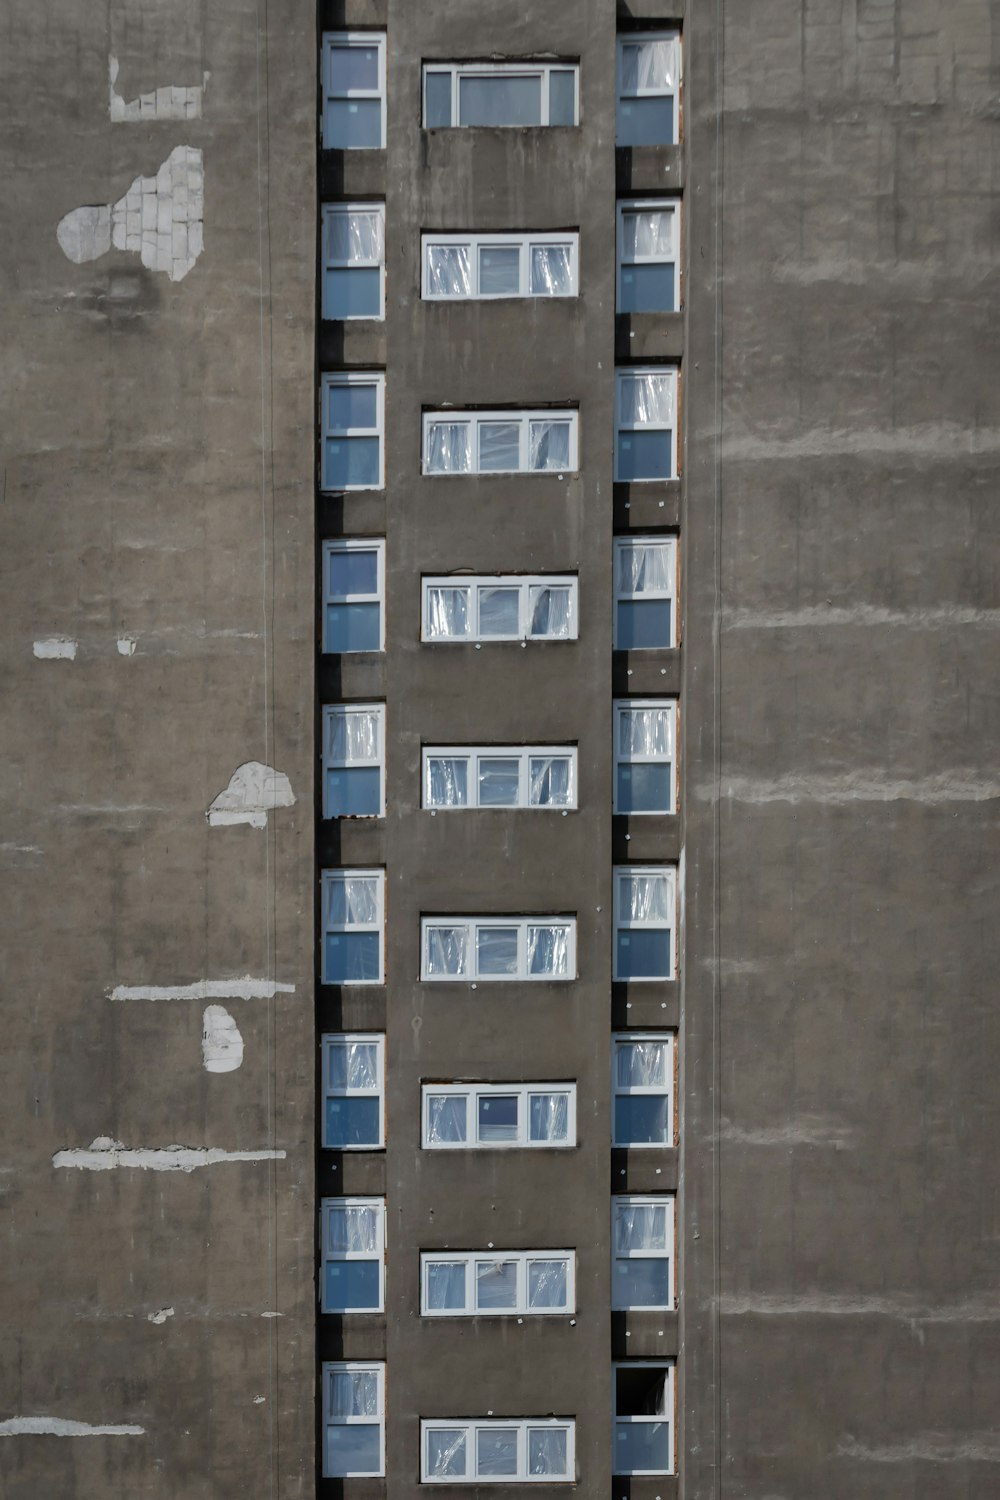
325,267,382,319
325,931,381,984
324,436,381,489
328,549,378,596
549,70,576,124
459,75,541,126
325,1095,380,1147
617,599,672,650
328,45,380,92
615,1095,669,1145
324,1259,380,1311
326,767,382,818
617,429,673,481
326,98,382,149
614,1421,670,1474
618,96,675,146
325,1424,381,1477
616,928,671,979
326,603,381,653
478,1094,518,1142
617,764,671,813
328,383,378,430
614,1259,670,1307
425,72,452,126
619,263,676,313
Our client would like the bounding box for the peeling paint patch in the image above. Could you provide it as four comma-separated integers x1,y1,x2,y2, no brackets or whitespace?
207,762,295,828
116,637,137,656
0,1416,144,1437
723,423,1000,460
110,976,294,1003
147,1307,174,1325
52,1138,285,1172
109,54,209,122
0,843,43,856
718,1117,857,1149
57,146,204,283
721,1292,1000,1325
33,638,77,660
253,1396,266,1405
202,1006,243,1073
703,772,1000,805
260,1311,282,1318
723,604,1000,632
837,1432,1000,1463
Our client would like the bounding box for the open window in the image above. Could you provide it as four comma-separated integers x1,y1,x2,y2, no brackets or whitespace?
613,1362,675,1475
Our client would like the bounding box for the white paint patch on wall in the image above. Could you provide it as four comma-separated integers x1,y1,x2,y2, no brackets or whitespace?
57,146,204,283
110,976,294,1003
33,638,77,660
207,762,295,828
53,1138,286,1173
147,1307,174,1325
0,1416,144,1438
202,1006,244,1073
109,54,209,123
116,637,136,656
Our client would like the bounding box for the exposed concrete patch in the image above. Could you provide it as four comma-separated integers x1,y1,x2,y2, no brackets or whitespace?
253,1396,266,1405
109,54,209,122
260,1311,282,1318
837,1432,1000,1463
723,604,1000,632
33,638,77,660
718,1117,858,1149
0,1416,144,1437
721,1293,1000,1325
52,1138,286,1172
706,773,1000,805
110,976,294,1003
0,843,43,856
116,637,137,656
202,1006,243,1073
207,762,295,828
722,424,1000,460
147,1308,174,1325
57,146,204,283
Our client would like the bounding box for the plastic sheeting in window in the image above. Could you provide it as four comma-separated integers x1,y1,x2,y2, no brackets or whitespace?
618,541,673,596
427,757,469,806
530,244,574,296
477,1428,518,1476
427,1093,467,1142
328,1203,378,1254
426,1262,467,1309
529,419,571,470
426,421,472,473
476,1261,518,1308
328,1040,379,1091
425,586,471,639
620,870,671,922
327,708,380,763
529,1091,569,1141
529,1428,568,1476
615,1201,668,1253
479,421,520,471
325,875,379,927
529,757,573,806
621,38,677,94
527,1259,568,1308
617,1039,668,1089
329,1369,379,1418
619,706,672,758
529,584,574,638
622,209,674,262
527,924,570,975
619,372,675,428
327,209,384,265
427,1429,467,1478
425,926,469,977
426,243,471,297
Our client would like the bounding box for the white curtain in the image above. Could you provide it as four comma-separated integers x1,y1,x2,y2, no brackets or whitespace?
620,870,670,922
527,924,570,976
529,1429,568,1476
426,244,471,297
427,1429,467,1478
529,585,573,638
530,244,573,295
619,372,675,427
426,421,472,473
615,1201,667,1254
529,756,572,806
328,209,383,265
621,37,677,94
617,1039,667,1089
527,1260,567,1308
327,707,379,763
328,1040,379,1091
427,1093,467,1143
618,706,671,758
426,1262,466,1309
529,1092,569,1142
529,419,571,470
427,757,468,807
425,926,468,976
618,541,671,595
622,209,674,262
425,586,470,639
329,1369,379,1418
325,874,378,927
328,1203,377,1254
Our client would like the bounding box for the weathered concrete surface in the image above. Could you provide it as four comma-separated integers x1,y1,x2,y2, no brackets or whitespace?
683,2,1000,1497
0,3,315,1497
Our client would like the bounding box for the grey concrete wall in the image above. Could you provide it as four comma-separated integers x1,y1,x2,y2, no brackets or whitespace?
683,1,1000,1497
0,3,316,1497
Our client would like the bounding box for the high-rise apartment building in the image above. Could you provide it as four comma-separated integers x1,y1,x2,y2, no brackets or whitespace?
3,3,998,1499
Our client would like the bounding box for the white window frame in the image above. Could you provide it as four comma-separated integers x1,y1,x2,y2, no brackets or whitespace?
422,62,580,128
614,367,678,483
420,916,577,982
422,409,579,476
421,1083,577,1150
321,371,385,493
320,869,385,986
421,1418,576,1484
321,1032,385,1150
421,1250,575,1317
613,700,677,816
421,575,579,644
616,31,681,145
322,539,385,654
422,746,577,811
611,1195,675,1310
612,1033,675,1149
421,232,579,301
613,865,677,982
616,200,680,313
322,704,386,820
320,1196,386,1313
612,1361,675,1476
322,32,387,150
613,537,678,650
322,1361,386,1479
321,203,385,320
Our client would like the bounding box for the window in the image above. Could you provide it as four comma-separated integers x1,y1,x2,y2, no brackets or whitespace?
423,747,577,810
612,1034,675,1147
322,203,385,319
423,409,578,476
422,232,578,300
322,1033,385,1148
422,575,578,643
421,1250,574,1317
321,1197,385,1312
322,33,386,150
616,32,680,146
322,705,385,818
321,372,384,492
323,540,385,654
612,1196,675,1310
614,866,676,981
423,62,579,128
615,368,677,482
321,870,385,985
614,538,677,650
422,1419,575,1483
613,701,676,815
617,201,679,314
421,917,576,981
613,1363,675,1476
422,1083,576,1149
322,1362,385,1478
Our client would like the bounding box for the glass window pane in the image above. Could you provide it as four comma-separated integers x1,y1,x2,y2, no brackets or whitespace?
326,98,383,149
426,1262,467,1310
479,587,520,636
617,598,672,650
529,1092,569,1142
427,758,469,808
326,766,382,818
618,95,674,146
459,75,541,126
530,244,573,296
326,1423,381,1477
615,1202,667,1252
530,585,573,638
325,266,382,318
475,1261,518,1309
528,925,569,976
477,759,520,806
326,876,378,927
479,246,521,296
328,210,383,264
327,1040,378,1091
616,1039,667,1088
426,244,471,297
549,70,576,125
330,1369,379,1416
617,763,671,813
426,421,471,474
615,1094,669,1145
425,587,470,640
325,1259,380,1311
614,1421,670,1474
527,1259,567,1308
427,1429,467,1477
325,930,381,984
529,1428,568,1476
326,602,381,654
614,1258,670,1307
329,44,380,93
424,926,469,977
617,928,671,979
617,429,672,482
328,549,378,596
619,262,676,314
425,72,452,127
476,925,519,973
427,1094,467,1143
478,421,521,471
530,757,572,806
328,1204,377,1253
326,1096,381,1147
328,384,377,430
478,1094,518,1142
622,210,674,261
325,436,380,489
530,419,571,471
477,1428,519,1476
